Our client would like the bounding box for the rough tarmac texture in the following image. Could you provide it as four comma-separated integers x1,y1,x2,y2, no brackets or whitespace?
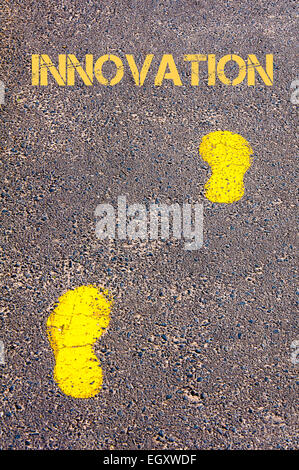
0,0,298,450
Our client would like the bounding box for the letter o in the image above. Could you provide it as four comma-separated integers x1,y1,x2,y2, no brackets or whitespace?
217,54,246,85
94,54,124,86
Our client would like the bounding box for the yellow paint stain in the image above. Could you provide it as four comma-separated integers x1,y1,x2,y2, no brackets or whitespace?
199,131,253,203
47,285,113,398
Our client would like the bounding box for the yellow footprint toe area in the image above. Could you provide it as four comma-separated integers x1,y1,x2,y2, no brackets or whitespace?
199,131,253,204
47,285,113,399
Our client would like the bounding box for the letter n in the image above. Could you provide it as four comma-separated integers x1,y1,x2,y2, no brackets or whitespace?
247,54,273,86
67,55,93,85
39,55,67,86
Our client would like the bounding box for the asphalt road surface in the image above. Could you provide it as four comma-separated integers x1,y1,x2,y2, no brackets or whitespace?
0,0,298,450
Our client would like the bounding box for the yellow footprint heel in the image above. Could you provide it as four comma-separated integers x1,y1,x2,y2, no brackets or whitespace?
47,285,113,398
199,131,253,204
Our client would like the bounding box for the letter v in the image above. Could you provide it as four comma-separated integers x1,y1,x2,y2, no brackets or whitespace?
126,54,154,86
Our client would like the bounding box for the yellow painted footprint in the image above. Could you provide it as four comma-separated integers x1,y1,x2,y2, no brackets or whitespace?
47,285,113,398
199,131,253,203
